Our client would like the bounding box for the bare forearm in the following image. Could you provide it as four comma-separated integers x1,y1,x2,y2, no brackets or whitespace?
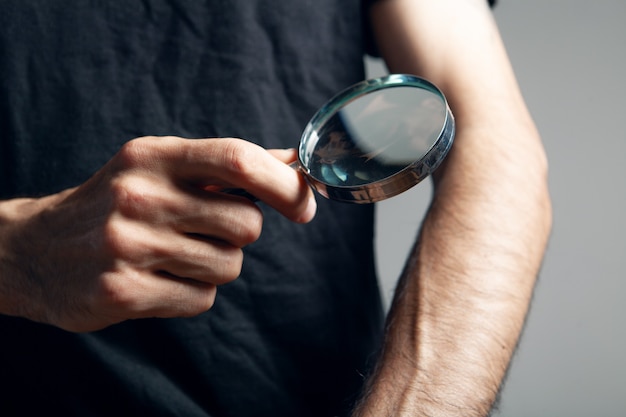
354,0,552,415
355,126,551,416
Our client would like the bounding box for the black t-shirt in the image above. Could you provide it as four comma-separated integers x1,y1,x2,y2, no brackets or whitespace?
0,1,383,416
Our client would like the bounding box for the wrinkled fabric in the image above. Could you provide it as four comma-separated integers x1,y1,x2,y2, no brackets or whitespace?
0,1,383,416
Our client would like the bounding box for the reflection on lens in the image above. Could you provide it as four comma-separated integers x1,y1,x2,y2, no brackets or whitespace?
308,86,446,187
298,74,454,203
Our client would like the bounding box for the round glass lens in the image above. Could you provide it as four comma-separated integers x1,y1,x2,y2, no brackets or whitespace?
301,81,448,188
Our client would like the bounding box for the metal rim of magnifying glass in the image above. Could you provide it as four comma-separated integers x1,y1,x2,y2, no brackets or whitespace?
298,74,455,204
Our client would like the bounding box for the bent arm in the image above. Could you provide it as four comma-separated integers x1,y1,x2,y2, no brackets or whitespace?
354,0,552,415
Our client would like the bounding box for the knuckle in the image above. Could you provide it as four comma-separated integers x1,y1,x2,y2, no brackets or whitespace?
216,247,244,283
235,206,264,245
95,271,140,312
180,285,218,316
101,219,135,259
219,138,260,181
117,137,157,168
109,175,154,219
116,136,183,170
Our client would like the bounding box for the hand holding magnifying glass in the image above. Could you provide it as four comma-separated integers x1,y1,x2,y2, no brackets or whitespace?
230,74,454,203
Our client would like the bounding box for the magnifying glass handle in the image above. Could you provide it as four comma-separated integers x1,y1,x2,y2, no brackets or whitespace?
220,160,301,201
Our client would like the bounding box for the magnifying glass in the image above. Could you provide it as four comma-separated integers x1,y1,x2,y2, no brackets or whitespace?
229,74,455,203
298,73,454,203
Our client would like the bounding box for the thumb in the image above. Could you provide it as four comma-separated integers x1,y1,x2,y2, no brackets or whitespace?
265,148,317,223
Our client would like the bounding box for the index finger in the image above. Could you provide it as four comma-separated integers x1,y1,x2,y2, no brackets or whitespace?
134,136,317,223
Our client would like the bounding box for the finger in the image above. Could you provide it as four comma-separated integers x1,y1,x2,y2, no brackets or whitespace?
147,273,218,319
120,136,316,223
106,219,245,286
110,171,264,247
174,190,264,247
151,234,245,286
201,139,316,223
96,268,219,321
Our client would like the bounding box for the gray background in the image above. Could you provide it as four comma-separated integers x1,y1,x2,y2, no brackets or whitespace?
370,1,626,416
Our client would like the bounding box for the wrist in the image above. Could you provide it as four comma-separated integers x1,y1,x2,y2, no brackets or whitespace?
0,195,61,320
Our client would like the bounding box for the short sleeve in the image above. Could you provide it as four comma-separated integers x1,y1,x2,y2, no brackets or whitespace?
364,0,498,57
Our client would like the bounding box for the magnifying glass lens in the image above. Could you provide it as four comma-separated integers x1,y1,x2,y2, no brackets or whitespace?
308,87,446,187
299,74,454,203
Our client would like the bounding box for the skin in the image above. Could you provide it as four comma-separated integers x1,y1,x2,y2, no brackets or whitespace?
0,137,316,332
0,0,551,415
351,0,552,416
